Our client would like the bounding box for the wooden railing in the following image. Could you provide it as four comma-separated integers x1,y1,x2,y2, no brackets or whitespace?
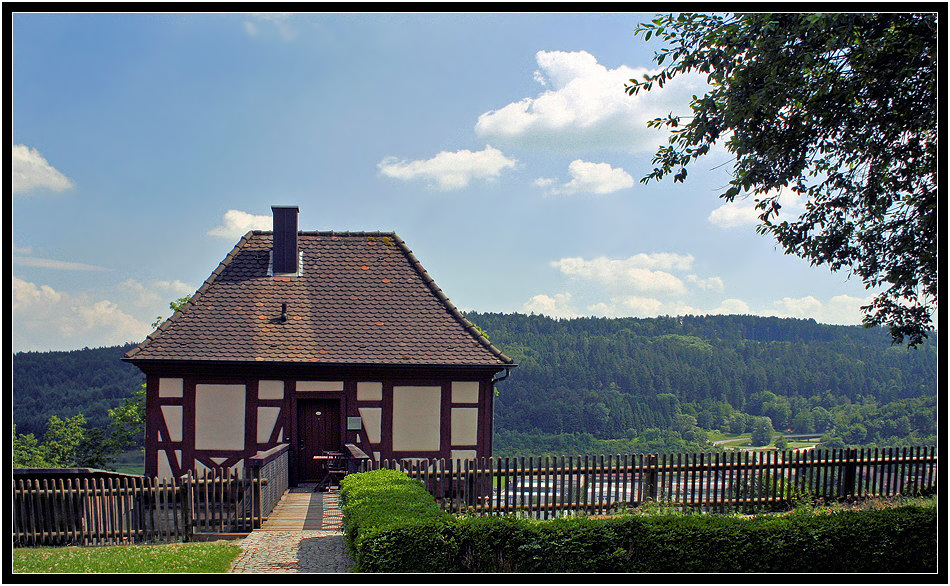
183,468,260,535
365,446,937,518
247,443,290,523
13,446,291,548
13,475,193,547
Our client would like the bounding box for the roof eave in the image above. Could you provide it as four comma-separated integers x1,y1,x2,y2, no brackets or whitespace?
123,356,515,371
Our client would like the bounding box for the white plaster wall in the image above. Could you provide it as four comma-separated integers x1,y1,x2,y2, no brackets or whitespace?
158,450,173,479
451,381,479,403
159,377,183,398
297,381,343,392
161,405,183,442
203,458,244,475
259,380,284,399
195,384,246,450
358,407,382,444
257,406,281,443
451,407,478,446
392,386,441,451
357,381,383,401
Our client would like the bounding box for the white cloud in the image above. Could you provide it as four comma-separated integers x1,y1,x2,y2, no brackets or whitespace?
588,295,666,317
588,295,707,319
708,186,806,228
377,145,517,191
551,253,697,295
539,160,634,195
711,298,751,315
768,294,872,325
13,276,152,351
475,50,705,153
120,279,195,308
12,256,108,271
12,276,62,310
773,295,823,318
73,300,146,339
825,294,873,324
522,292,580,319
585,293,870,325
208,209,272,239
547,252,733,318
12,144,74,195
154,279,196,296
120,279,161,307
686,274,725,292
708,200,763,228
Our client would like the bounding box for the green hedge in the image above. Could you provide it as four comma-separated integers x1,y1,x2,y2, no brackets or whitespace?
340,470,938,573
339,469,456,572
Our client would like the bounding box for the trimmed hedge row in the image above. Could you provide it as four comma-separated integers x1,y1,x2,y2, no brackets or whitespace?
339,469,455,572
340,470,938,573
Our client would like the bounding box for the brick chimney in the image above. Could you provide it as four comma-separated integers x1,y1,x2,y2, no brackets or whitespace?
271,205,299,275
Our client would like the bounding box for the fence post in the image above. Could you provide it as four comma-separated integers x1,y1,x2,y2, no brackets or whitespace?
645,454,658,501
181,472,193,542
254,463,263,529
840,447,857,500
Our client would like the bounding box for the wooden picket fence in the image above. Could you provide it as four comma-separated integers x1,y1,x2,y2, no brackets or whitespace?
13,469,263,547
368,446,937,518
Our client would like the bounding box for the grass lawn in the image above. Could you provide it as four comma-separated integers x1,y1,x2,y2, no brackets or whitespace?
784,441,817,450
13,541,242,573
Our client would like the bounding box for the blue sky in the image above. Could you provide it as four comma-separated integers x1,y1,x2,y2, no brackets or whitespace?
12,12,880,352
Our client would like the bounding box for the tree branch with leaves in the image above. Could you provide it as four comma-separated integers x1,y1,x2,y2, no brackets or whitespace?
628,12,937,346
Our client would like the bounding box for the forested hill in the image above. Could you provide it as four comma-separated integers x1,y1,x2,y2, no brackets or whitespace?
12,314,938,452
465,312,937,450
13,343,145,438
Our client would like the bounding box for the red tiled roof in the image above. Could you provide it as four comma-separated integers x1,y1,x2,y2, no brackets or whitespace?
124,231,513,368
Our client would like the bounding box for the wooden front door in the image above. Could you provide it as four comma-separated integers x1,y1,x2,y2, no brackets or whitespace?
296,399,341,482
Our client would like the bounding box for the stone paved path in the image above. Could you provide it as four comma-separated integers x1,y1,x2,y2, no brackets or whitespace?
229,485,352,573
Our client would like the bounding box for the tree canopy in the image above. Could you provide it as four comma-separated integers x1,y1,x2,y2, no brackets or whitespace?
13,387,145,470
628,12,937,346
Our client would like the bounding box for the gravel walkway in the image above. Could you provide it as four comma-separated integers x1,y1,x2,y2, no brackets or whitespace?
229,485,353,573
228,530,352,573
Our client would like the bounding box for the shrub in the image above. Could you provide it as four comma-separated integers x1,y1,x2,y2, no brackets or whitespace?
452,507,937,573
339,469,455,572
452,515,545,572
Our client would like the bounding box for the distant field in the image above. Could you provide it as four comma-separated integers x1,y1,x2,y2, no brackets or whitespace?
112,449,145,475
717,435,818,451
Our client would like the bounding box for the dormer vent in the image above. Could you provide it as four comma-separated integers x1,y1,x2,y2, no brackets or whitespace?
272,205,299,275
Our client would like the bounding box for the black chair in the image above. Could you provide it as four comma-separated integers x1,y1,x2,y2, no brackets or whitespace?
316,451,347,492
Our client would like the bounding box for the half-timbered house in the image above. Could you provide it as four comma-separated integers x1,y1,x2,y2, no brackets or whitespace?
124,206,514,483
